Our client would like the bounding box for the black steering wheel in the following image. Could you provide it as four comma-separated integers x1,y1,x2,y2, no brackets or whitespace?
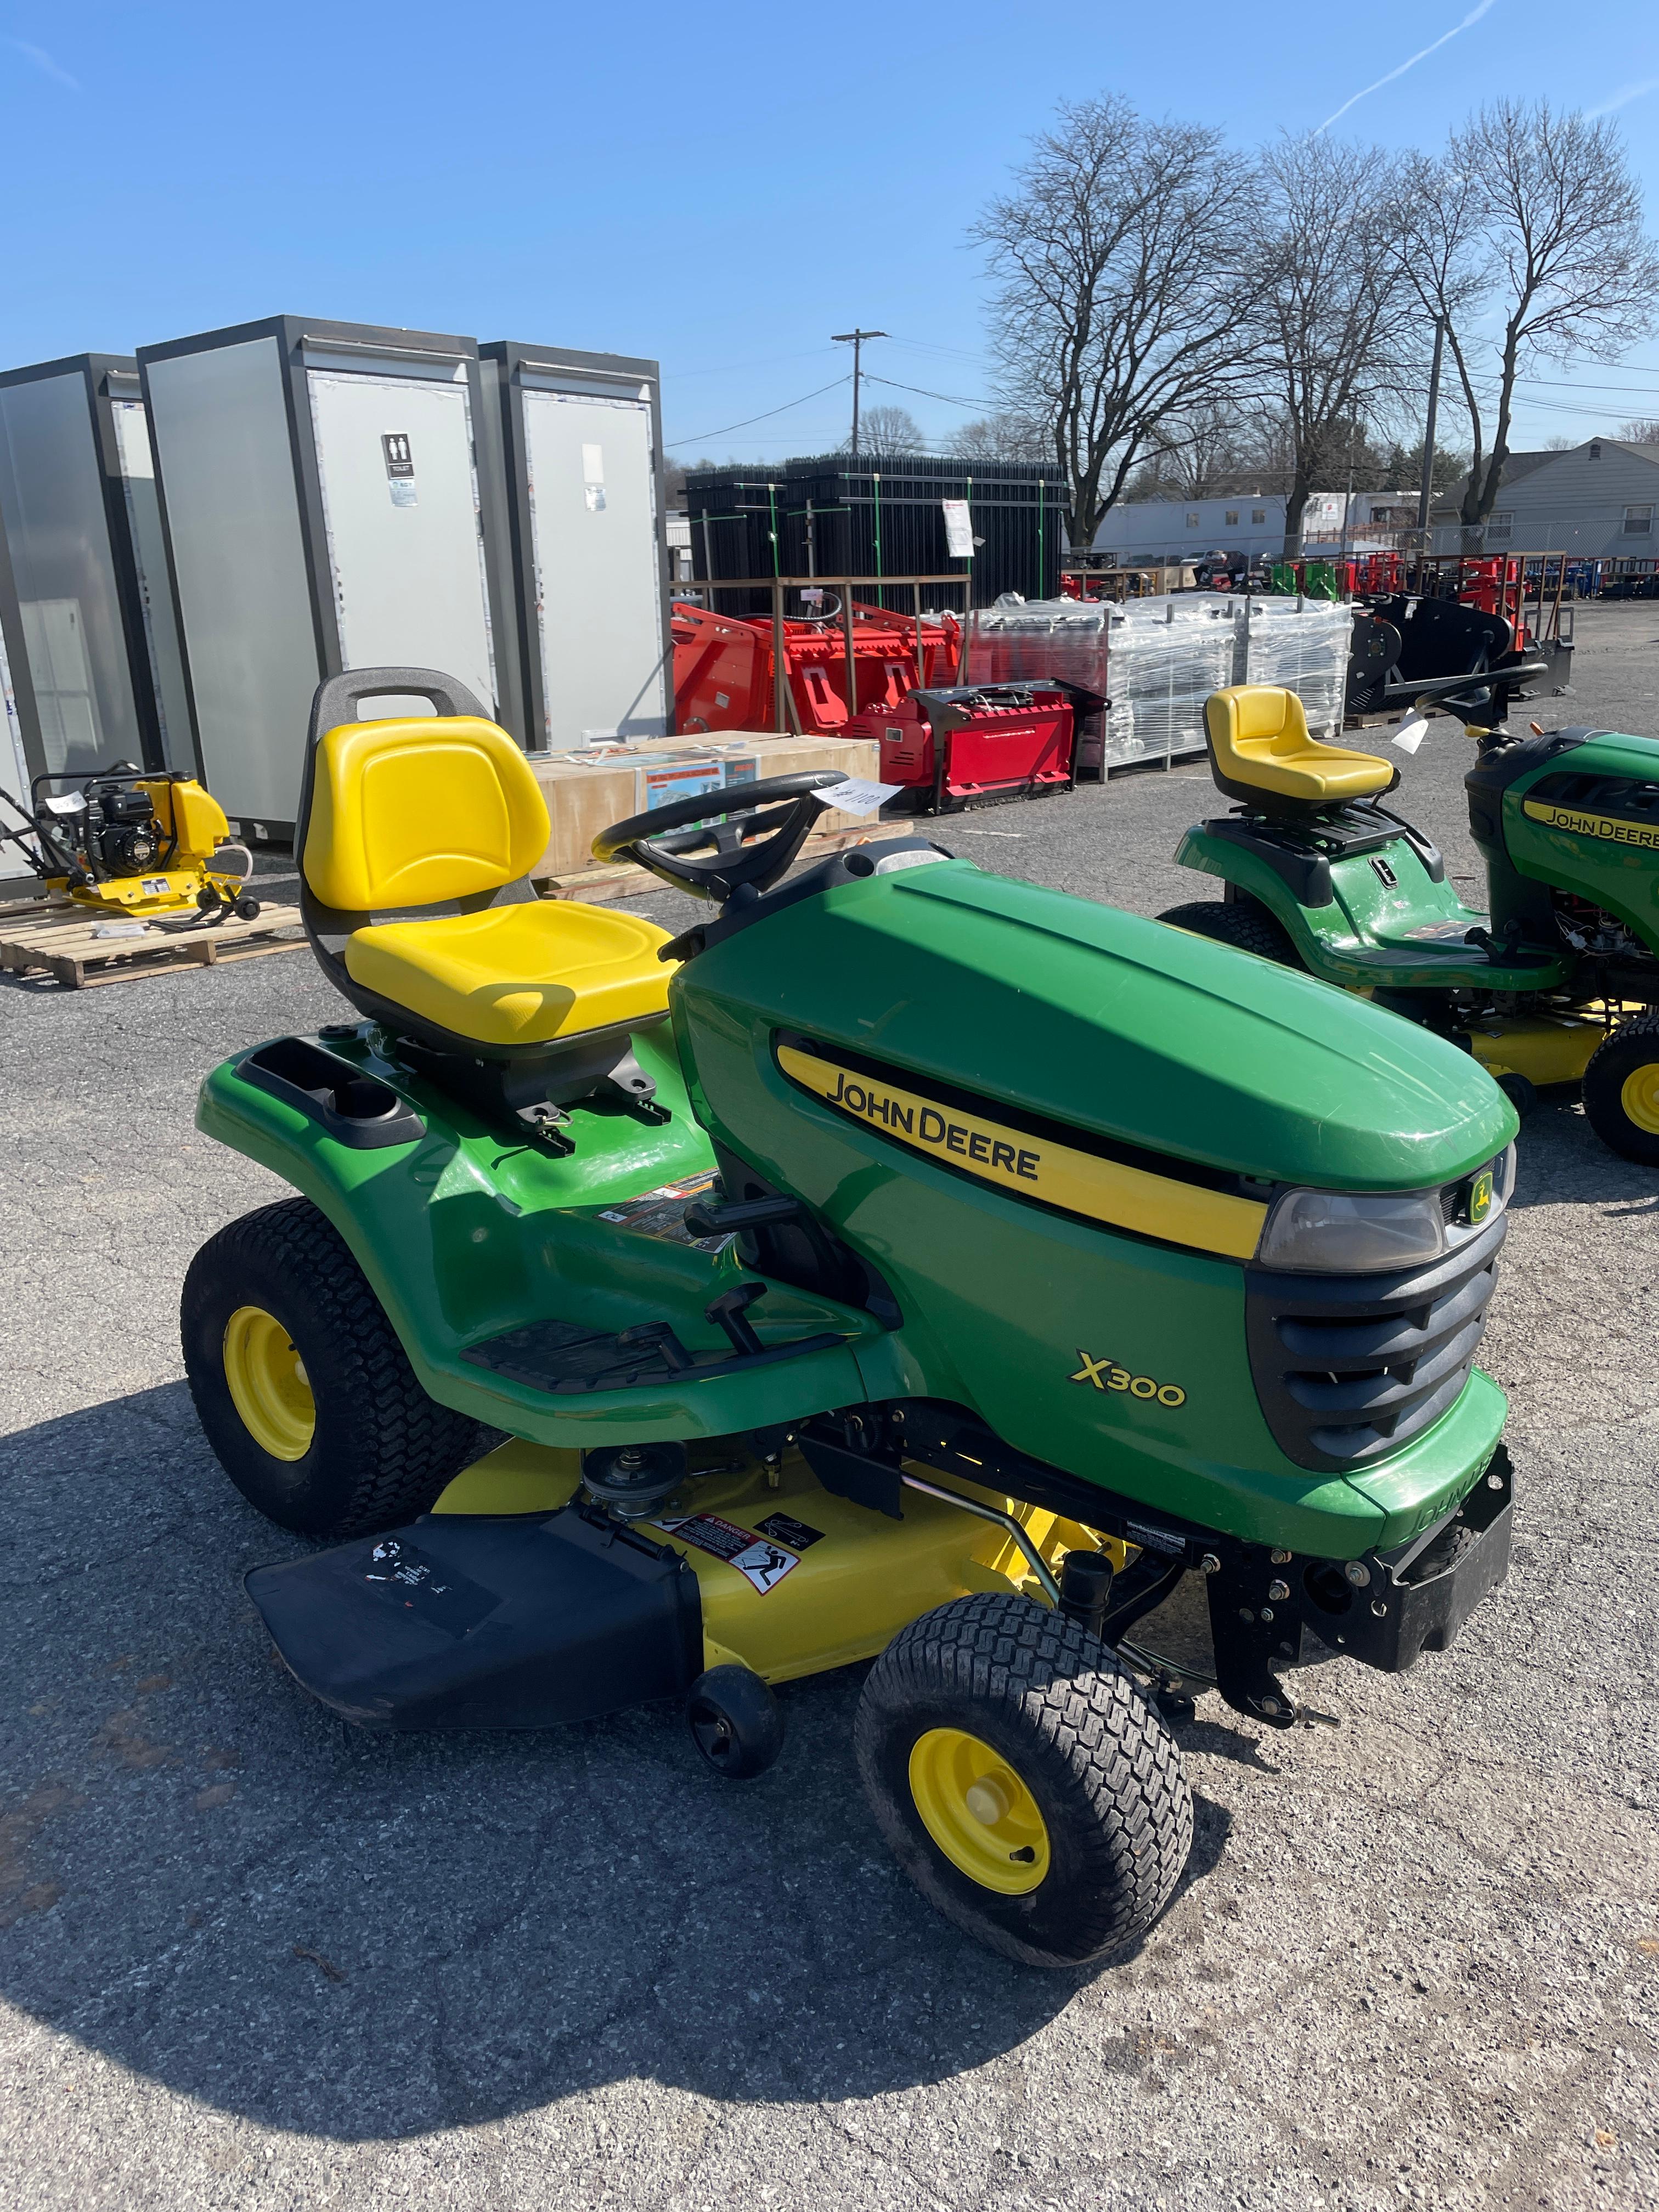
591,771,852,903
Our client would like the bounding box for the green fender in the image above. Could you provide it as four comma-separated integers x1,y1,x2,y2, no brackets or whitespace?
197,1024,883,1448
1174,823,1568,992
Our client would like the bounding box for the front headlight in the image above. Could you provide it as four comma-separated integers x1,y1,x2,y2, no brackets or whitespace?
1254,1145,1514,1273
1255,1187,1447,1273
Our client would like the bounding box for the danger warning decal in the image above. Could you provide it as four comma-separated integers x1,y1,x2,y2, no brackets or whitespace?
653,1514,799,1594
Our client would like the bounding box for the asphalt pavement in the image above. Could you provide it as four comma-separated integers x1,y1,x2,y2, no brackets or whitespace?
1,601,1655,2210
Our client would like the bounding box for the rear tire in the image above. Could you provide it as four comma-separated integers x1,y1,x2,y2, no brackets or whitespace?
1582,1013,1659,1165
1157,896,1300,966
855,1594,1193,1967
181,1196,493,1536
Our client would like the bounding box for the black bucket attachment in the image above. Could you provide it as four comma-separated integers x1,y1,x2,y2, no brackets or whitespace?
245,1503,704,1731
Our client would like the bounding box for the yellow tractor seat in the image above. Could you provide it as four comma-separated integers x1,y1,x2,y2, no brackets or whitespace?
1204,685,1396,811
344,900,672,1048
294,667,680,1128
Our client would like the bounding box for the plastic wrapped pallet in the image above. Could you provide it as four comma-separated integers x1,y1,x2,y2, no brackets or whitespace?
1097,597,1242,769
1240,597,1352,738
960,595,1111,698
961,592,1241,771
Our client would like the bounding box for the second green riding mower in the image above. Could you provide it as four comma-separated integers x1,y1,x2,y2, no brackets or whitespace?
181,667,1519,1968
1163,668,1659,1161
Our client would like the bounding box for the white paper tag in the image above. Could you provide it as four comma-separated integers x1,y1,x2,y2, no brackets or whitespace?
812,777,903,817
941,498,974,558
1391,714,1429,755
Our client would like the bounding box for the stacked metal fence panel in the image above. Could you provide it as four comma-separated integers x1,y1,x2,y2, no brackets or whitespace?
683,454,1065,611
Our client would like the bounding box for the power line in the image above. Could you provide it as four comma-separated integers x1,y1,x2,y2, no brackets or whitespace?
865,370,992,411
668,376,850,449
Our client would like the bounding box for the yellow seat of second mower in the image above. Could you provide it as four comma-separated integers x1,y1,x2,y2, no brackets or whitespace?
343,900,674,1046
1206,685,1393,803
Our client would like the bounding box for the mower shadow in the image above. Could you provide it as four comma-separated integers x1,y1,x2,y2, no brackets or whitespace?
1508,1091,1659,1208
0,1384,1232,2142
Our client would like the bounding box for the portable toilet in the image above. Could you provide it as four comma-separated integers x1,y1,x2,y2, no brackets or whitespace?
138,315,521,837
479,341,669,752
0,354,190,791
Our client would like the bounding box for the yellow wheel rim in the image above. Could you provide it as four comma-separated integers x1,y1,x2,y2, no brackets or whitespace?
222,1306,315,1461
907,1727,1051,1895
1620,1063,1659,1136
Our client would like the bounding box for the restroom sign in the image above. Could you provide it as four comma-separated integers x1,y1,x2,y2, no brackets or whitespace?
382,432,417,506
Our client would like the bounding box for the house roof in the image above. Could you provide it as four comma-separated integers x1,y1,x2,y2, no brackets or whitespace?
1502,439,1659,484
1498,449,1557,486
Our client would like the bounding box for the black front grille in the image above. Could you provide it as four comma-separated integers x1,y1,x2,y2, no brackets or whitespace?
1527,769,1659,822
1244,1211,1507,1471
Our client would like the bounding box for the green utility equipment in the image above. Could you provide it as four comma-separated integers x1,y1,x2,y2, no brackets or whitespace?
1164,672,1659,1163
182,668,1520,1967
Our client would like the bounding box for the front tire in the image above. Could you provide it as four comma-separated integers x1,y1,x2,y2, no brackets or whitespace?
854,1594,1193,1967
1582,1013,1659,1164
181,1197,492,1536
1157,896,1300,965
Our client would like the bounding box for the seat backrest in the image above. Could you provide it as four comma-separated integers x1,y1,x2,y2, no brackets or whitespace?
302,715,550,913
1205,685,1309,775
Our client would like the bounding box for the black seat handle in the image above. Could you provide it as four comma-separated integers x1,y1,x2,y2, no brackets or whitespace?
306,667,490,750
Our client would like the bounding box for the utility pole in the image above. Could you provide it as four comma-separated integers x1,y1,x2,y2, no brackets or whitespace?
832,329,887,459
1415,315,1446,555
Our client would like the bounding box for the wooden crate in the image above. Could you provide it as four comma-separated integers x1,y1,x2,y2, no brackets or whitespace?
527,730,878,883
539,819,909,905
0,896,306,990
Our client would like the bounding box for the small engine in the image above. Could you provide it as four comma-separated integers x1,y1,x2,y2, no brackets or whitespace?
80,782,162,878
1553,889,1645,962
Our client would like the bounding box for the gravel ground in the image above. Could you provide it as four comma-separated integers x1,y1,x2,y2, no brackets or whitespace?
1,602,1655,2211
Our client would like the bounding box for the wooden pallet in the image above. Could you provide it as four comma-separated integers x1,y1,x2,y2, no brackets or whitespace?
0,896,306,990
533,819,910,904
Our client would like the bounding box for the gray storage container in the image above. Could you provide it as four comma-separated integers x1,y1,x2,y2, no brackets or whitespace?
138,316,520,836
480,341,669,751
0,353,190,787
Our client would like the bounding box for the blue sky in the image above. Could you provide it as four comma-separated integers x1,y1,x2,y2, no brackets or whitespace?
3,2,1656,464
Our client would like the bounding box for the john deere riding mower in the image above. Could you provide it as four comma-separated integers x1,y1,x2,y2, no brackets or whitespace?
181,667,1519,1967
1163,667,1659,1163
0,763,257,920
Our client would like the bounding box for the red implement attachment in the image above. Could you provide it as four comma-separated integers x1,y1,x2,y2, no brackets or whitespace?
847,684,1077,811
672,599,964,736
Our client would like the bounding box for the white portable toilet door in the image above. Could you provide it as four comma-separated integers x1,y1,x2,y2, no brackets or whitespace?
523,391,667,747
307,370,498,719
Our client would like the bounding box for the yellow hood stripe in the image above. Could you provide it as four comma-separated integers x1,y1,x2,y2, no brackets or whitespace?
1522,797,1659,851
777,1044,1267,1261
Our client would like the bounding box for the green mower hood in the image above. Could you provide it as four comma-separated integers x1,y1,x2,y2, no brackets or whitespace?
685,859,1515,1192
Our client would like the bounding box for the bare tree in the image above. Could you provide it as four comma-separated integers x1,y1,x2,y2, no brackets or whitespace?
972,95,1253,550
840,404,925,454
1133,405,1258,499
1619,417,1659,445
1396,103,1659,549
953,410,1050,461
1245,133,1410,555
